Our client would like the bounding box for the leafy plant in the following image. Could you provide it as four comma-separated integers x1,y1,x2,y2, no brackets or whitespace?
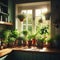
8,37,16,43
3,30,11,39
39,26,49,35
22,30,28,36
27,34,32,40
11,29,20,39
3,30,11,44
17,14,26,21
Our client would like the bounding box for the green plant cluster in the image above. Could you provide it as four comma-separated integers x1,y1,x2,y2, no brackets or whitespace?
2,29,20,43
17,14,25,19
22,30,28,36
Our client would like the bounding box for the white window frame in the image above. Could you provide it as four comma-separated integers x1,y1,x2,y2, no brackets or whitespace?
16,1,51,34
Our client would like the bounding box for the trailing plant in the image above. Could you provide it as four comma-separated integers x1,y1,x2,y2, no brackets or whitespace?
17,14,26,21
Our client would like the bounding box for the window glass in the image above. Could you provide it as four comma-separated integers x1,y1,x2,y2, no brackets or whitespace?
21,10,32,32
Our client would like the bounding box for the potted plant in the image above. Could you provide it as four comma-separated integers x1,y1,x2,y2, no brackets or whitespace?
17,14,26,22
2,30,11,48
37,37,44,49
11,29,20,38
45,12,51,20
21,30,28,46
22,30,28,37
27,34,32,48
36,25,49,48
31,32,38,46
8,37,16,47
8,29,20,47
46,38,55,48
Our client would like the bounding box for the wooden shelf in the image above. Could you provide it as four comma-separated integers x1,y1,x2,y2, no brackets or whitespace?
0,48,12,57
0,21,13,25
0,12,9,16
0,3,8,7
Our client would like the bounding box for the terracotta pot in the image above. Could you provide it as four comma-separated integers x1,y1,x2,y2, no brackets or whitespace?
32,39,36,46
20,18,24,22
28,40,32,48
2,43,8,48
37,40,43,49
22,40,26,47
8,42,15,48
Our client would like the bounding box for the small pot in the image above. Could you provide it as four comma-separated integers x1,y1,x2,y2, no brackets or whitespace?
28,40,32,48
37,40,43,49
22,40,26,47
8,42,15,48
32,39,36,46
20,18,24,22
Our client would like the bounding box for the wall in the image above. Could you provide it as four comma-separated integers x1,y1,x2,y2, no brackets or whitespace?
51,0,60,37
15,0,50,4
8,0,15,30
0,0,15,30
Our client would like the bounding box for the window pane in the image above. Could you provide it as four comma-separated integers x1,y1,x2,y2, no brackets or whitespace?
35,9,41,16
27,10,32,24
21,10,32,31
28,25,32,32
23,25,26,30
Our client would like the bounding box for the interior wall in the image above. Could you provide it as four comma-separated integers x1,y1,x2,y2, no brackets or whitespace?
51,0,60,37
8,0,15,30
15,0,50,4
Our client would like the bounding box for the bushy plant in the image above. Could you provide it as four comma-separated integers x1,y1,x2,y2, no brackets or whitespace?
17,14,25,19
11,29,20,39
8,37,16,43
22,30,28,36
3,30,11,44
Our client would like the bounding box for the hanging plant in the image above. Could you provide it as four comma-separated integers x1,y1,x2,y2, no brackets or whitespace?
38,18,43,23
17,14,26,22
53,18,60,28
45,12,51,20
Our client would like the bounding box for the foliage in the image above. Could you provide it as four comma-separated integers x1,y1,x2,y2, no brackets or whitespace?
27,34,32,40
17,14,25,20
39,26,49,35
3,30,11,39
2,29,20,43
11,29,20,39
37,37,44,42
47,38,54,43
3,30,11,43
8,37,16,43
22,30,28,36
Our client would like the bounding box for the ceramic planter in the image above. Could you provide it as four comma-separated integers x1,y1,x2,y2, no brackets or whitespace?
32,39,36,46
37,40,43,49
28,40,32,48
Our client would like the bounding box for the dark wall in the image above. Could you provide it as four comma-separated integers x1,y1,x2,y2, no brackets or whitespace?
8,0,15,30
15,0,50,4
51,0,60,37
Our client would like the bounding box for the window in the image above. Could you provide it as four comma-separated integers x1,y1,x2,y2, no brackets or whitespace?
16,1,51,38
21,10,32,33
